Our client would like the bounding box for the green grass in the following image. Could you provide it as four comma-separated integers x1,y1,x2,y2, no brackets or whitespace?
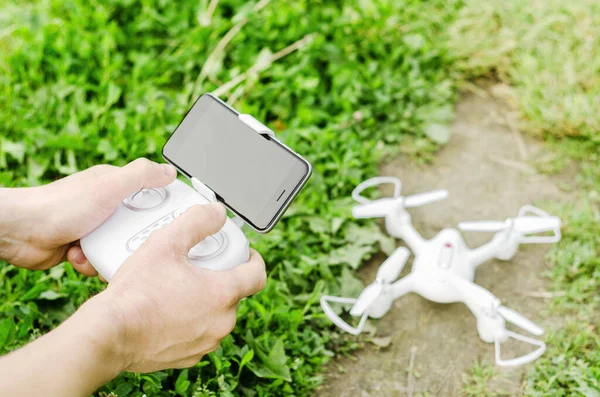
461,179,600,396
450,1,600,394
525,149,600,396
2,0,600,395
447,0,600,142
461,361,510,397
0,0,463,395
461,178,600,396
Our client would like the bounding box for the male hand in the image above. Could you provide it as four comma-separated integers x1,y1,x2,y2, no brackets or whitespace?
0,158,176,274
0,202,266,395
97,203,266,372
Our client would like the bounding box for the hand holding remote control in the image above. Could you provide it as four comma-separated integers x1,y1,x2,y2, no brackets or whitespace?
0,158,177,274
100,202,265,372
0,201,266,394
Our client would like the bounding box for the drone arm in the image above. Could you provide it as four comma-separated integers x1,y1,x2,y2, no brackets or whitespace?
467,233,505,268
387,213,427,255
389,274,416,301
452,277,499,309
403,224,427,255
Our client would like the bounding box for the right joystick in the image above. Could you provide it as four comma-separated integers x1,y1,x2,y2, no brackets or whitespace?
188,232,228,260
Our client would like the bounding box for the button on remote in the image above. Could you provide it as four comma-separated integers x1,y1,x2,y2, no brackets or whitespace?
126,211,176,252
124,188,169,211
174,207,185,218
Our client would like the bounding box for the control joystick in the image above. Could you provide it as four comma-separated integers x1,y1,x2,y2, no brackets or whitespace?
124,188,169,211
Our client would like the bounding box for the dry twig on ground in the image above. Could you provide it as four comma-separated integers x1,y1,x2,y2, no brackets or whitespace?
407,346,418,397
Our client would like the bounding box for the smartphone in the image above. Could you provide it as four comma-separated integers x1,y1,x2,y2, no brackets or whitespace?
162,93,312,233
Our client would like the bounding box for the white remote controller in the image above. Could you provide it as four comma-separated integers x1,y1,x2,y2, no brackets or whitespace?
80,179,250,281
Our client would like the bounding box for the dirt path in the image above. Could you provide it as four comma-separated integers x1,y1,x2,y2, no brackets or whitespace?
316,87,576,396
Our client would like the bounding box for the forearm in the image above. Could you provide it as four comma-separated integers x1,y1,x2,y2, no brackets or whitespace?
0,187,32,262
0,294,129,396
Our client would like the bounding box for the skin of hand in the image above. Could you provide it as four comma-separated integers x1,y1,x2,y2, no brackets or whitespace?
105,203,267,372
0,202,267,396
0,158,177,275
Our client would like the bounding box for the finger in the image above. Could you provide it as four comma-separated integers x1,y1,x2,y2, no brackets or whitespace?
93,158,177,207
67,246,98,277
170,354,206,369
152,203,227,255
50,164,118,186
224,249,266,301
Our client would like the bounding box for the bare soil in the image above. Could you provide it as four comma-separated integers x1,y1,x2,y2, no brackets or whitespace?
315,86,576,397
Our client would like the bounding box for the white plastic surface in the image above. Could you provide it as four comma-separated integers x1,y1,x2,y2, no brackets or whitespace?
459,204,561,245
191,177,217,202
495,331,546,367
322,248,409,322
352,176,402,204
349,283,384,316
238,114,275,138
497,305,544,336
352,198,399,219
80,179,250,281
351,176,448,219
320,296,368,335
403,190,449,208
321,176,562,367
124,188,169,210
517,205,562,243
376,247,410,282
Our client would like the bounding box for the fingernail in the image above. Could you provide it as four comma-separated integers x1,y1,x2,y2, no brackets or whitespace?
71,250,86,264
162,164,176,178
210,202,227,217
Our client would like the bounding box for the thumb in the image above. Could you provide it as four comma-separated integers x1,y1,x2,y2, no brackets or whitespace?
92,158,177,207
223,249,266,301
152,203,227,255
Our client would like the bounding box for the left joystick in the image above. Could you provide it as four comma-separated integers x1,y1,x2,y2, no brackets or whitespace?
123,188,169,211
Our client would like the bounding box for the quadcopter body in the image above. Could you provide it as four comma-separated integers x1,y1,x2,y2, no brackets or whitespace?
321,177,562,367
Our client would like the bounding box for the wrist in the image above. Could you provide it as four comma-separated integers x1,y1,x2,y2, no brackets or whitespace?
66,293,133,378
0,188,28,262
0,292,134,396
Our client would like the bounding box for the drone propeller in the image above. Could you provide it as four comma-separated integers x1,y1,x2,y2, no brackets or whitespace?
459,217,560,234
497,305,544,336
514,216,561,234
349,247,410,316
404,190,450,208
351,176,448,219
458,205,561,244
457,220,507,232
376,246,410,281
352,197,399,219
349,283,384,317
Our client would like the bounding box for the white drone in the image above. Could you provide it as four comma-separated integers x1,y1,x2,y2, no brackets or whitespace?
321,177,562,367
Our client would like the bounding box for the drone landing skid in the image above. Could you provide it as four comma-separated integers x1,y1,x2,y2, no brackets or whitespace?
495,331,546,367
320,296,368,335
